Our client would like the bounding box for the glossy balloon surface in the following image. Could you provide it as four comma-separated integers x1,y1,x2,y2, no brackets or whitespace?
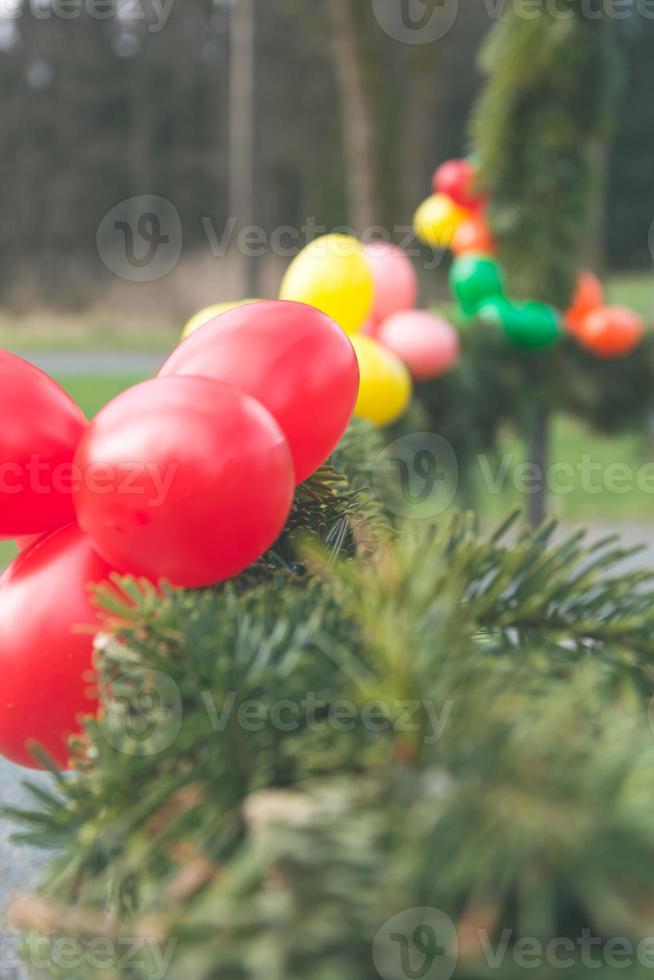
0,524,114,769
0,351,87,535
414,194,470,250
364,242,418,325
279,235,373,335
577,306,643,359
350,335,412,427
450,254,505,317
479,298,562,349
182,299,261,340
378,312,460,381
432,159,487,210
452,216,496,257
74,376,295,587
161,300,359,484
564,272,604,335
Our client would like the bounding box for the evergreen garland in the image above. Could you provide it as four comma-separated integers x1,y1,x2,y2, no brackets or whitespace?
5,420,654,979
472,0,619,309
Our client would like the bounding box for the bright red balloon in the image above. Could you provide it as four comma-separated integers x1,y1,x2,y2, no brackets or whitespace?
577,306,644,359
452,216,496,257
363,242,418,325
159,300,359,484
378,312,460,381
0,524,115,769
0,351,87,535
73,376,295,588
433,159,487,211
565,271,604,335
16,533,41,552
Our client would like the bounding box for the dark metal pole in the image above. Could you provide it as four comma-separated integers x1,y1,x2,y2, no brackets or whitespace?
527,405,549,528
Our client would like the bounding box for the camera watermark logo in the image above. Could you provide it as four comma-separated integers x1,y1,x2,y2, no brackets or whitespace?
96,195,182,282
373,433,458,519
372,0,459,44
373,908,458,980
98,667,182,756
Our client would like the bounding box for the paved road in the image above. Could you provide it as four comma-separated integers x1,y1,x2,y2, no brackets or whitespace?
19,351,164,377
0,760,49,979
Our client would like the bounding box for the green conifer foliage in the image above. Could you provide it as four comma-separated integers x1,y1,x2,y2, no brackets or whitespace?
472,0,619,308
6,422,654,979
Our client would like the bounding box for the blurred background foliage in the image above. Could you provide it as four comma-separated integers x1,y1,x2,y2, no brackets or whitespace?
0,0,652,317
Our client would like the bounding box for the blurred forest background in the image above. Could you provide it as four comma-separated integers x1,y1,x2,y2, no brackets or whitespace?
0,0,652,325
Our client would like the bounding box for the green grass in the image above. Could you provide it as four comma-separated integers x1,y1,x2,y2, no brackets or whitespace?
474,415,654,525
0,310,180,353
606,272,654,321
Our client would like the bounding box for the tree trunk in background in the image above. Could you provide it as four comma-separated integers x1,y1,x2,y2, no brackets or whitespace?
327,0,378,235
230,0,259,297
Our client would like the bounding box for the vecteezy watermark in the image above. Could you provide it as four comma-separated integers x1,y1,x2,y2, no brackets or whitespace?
95,671,454,755
96,195,183,282
0,456,178,507
372,0,460,44
370,432,654,519
372,0,654,45
96,196,448,282
0,0,176,33
373,434,458,520
18,933,178,979
372,910,654,978
478,452,654,498
202,692,454,746
97,665,183,756
373,908,458,980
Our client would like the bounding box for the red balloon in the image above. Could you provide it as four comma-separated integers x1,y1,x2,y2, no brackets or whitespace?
565,271,604,335
0,524,115,769
159,300,359,484
452,216,495,257
577,306,644,359
73,376,295,588
0,351,87,535
433,159,487,210
16,533,41,552
378,312,460,381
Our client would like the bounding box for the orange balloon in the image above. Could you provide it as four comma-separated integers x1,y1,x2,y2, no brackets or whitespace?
577,306,643,359
452,216,495,256
565,271,604,335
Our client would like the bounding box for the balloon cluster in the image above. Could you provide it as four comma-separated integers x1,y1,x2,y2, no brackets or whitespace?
0,302,359,769
184,235,462,428
564,271,643,359
415,158,644,358
272,233,459,425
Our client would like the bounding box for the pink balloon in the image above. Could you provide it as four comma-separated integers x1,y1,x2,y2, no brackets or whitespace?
377,312,460,382
359,318,378,337
364,242,418,326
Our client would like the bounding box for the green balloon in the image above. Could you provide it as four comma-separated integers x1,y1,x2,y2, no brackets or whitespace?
449,254,505,317
476,297,516,329
478,297,562,349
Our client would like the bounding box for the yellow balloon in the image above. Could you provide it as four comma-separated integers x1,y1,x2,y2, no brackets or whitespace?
414,194,470,250
351,334,412,427
181,299,261,339
279,234,374,335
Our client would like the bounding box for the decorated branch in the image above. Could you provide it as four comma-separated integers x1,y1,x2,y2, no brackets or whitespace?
414,157,643,357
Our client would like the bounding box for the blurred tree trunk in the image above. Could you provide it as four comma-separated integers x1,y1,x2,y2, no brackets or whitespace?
230,0,259,296
398,46,444,223
326,0,378,234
